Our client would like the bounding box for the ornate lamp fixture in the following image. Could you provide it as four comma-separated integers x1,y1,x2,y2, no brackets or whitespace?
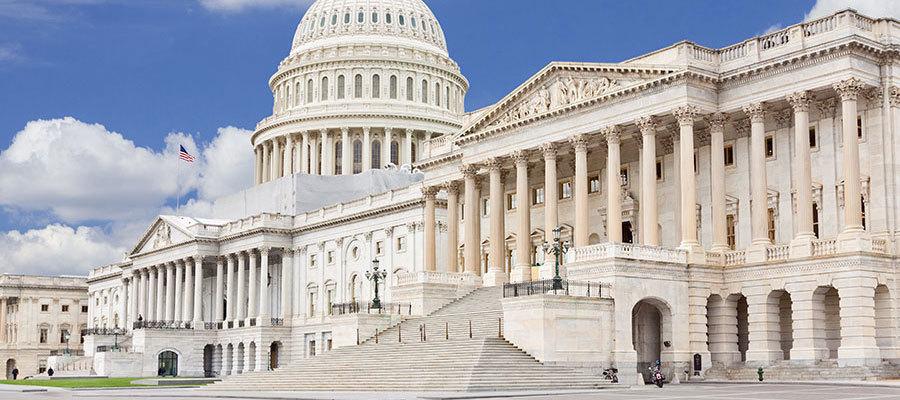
365,259,388,309
541,226,570,290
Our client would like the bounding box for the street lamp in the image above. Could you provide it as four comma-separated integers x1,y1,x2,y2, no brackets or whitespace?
365,259,388,309
541,226,570,290
63,331,71,355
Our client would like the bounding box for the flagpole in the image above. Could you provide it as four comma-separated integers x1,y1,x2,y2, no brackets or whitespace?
176,151,181,216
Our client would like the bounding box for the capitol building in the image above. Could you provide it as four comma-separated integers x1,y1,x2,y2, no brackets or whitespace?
79,0,899,389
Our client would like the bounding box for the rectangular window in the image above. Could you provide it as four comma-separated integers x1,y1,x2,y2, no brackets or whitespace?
309,340,316,356
506,193,517,211
309,255,317,268
60,329,69,344
589,176,600,194
481,198,489,217
376,240,384,256
81,305,88,313
41,304,49,312
724,145,735,167
559,180,572,200
619,167,629,186
397,236,407,252
857,115,863,138
765,135,775,158
61,305,69,313
326,289,334,316
809,126,817,148
861,195,867,230
726,214,736,250
532,187,545,205
812,203,820,238
40,328,48,344
326,251,335,264
308,293,316,316
656,160,664,181
326,339,333,351
693,152,699,174
767,208,776,242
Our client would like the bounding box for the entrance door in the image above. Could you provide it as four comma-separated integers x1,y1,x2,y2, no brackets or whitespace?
203,345,214,377
622,222,634,244
269,342,279,370
5,359,15,379
158,351,178,377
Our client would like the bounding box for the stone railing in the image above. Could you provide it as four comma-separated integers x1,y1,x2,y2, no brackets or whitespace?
132,320,193,330
812,238,838,257
724,250,746,266
572,242,688,264
766,244,790,262
219,212,292,236
395,271,481,287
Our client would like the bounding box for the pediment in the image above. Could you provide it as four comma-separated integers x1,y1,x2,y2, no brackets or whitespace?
130,217,195,256
462,62,680,138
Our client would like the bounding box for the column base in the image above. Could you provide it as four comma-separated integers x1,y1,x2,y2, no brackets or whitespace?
258,316,271,327
838,346,882,367
838,229,871,252
789,234,815,259
482,269,509,287
746,241,771,263
678,241,706,263
509,265,532,284
790,347,828,364
744,349,782,366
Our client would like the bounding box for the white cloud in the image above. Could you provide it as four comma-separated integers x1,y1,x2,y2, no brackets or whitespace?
0,224,125,276
806,0,900,20
198,0,312,13
198,126,254,200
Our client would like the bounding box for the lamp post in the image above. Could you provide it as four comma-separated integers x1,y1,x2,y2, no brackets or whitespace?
63,332,71,355
541,226,570,290
365,259,388,309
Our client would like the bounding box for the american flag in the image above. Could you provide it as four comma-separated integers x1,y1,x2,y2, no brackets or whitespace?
179,145,195,163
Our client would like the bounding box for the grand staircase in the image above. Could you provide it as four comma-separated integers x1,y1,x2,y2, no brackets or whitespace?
209,286,611,392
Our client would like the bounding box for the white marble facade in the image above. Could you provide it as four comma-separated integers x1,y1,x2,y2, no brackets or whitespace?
86,1,899,381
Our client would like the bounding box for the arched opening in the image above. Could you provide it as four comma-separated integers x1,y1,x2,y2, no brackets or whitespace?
772,290,793,360
390,141,400,165
248,342,257,373
372,74,380,98
5,359,16,380
337,75,345,99
334,141,343,175
622,221,634,244
270,341,282,370
371,140,381,169
632,298,672,382
224,344,233,375
352,139,362,174
236,343,245,374
406,77,414,101
203,344,214,377
354,74,363,98
588,233,601,245
820,286,841,360
157,350,178,377
875,285,895,360
320,76,329,101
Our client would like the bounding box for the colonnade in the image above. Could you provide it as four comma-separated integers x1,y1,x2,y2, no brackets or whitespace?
254,128,438,184
419,78,870,283
131,257,203,326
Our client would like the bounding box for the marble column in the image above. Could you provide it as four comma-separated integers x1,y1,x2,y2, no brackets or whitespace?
462,164,481,276
254,146,262,184
261,142,270,183
511,151,532,283
362,127,371,172
404,129,413,165
638,117,660,246
707,113,729,252
155,266,165,321
148,267,158,321
174,261,184,322
0,298,6,343
214,257,224,323
423,187,438,272
572,135,589,247
745,103,771,261
320,129,330,175
284,134,294,177
603,126,622,243
834,78,867,248
383,128,392,167
138,270,147,320
674,105,702,252
341,127,351,175
281,249,293,319
542,143,558,241
301,131,310,174
310,133,319,175
192,257,202,324
248,250,258,319
259,247,271,323
444,182,460,273
272,137,282,181
128,272,138,327
485,158,508,286
787,91,816,257
119,279,129,329
165,263,176,322
225,255,235,323
236,253,246,321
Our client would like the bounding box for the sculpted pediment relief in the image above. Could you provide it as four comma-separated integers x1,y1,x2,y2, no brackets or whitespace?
487,76,620,128
130,218,194,256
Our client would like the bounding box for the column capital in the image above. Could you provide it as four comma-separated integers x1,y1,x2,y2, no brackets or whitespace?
385,127,393,135
787,91,812,112
601,125,621,145
421,186,438,199
742,103,766,123
890,86,900,107
484,157,503,172
636,116,657,134
340,127,349,135
459,164,479,178
301,130,310,139
512,150,529,166
362,126,370,134
833,77,865,101
673,105,699,126
442,181,459,195
540,142,557,160
570,134,588,152
319,128,328,136
259,246,270,256
706,112,728,132
405,128,414,135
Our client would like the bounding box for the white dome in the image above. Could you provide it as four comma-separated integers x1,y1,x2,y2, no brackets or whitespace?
292,0,448,57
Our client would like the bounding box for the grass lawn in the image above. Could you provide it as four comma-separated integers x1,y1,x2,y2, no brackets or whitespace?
0,377,202,388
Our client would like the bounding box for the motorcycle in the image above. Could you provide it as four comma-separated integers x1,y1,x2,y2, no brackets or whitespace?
602,368,618,383
648,365,665,388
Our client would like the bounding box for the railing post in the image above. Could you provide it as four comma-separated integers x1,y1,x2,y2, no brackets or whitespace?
445,322,449,340
375,329,379,344
469,320,472,339
498,317,502,338
398,325,402,343
356,328,359,345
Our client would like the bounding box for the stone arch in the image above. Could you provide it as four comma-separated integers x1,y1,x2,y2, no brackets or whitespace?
248,342,257,372
874,284,895,360
632,297,673,380
270,341,283,370
706,293,748,365
157,349,179,377
235,342,245,373
770,289,793,361
224,343,233,375
203,344,214,377
5,358,15,380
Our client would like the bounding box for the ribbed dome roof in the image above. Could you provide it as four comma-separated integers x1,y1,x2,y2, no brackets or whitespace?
291,0,448,57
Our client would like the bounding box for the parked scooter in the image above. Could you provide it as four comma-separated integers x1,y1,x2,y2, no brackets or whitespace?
648,360,665,388
602,368,618,383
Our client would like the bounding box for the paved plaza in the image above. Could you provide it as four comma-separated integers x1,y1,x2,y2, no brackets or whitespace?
0,383,898,400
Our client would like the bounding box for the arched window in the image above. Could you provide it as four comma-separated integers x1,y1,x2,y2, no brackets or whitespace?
411,142,417,162
344,12,350,24
285,85,292,109
390,140,400,165
371,140,381,169
319,16,325,27
389,75,398,99
158,351,178,377
320,76,329,101
411,16,417,28
354,74,363,98
331,14,337,25
306,79,314,104
399,14,405,26
386,13,392,24
435,82,441,107
421,79,428,103
372,12,379,23
406,77,414,101
446,86,451,109
352,139,362,174
334,141,343,175
357,11,364,23
295,82,301,106
372,74,380,99
337,75,345,99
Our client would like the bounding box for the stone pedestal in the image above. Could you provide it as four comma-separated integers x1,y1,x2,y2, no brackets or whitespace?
331,313,398,349
789,236,814,259
746,243,770,264
837,231,871,253
391,271,480,315
482,269,508,287
501,294,613,369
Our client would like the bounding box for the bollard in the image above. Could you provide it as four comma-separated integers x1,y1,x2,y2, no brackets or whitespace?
498,317,502,338
375,329,379,344
468,320,472,339
757,367,764,382
445,322,449,340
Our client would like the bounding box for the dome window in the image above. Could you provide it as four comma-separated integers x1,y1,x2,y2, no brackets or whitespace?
319,16,325,27
357,12,364,23
386,13,392,24
372,12,378,23
344,13,350,24
406,77,414,101
435,82,441,107
411,17,417,28
331,14,337,26
337,75,346,99
389,76,398,99
321,76,329,101
354,74,363,98
372,74,381,99
421,79,428,103
399,15,405,26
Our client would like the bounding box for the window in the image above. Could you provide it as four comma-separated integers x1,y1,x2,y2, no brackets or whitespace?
726,214,736,250
60,329,69,344
353,140,362,174
724,144,735,167
40,328,48,344
81,305,88,313
308,292,316,316
344,13,350,24
397,236,407,252
656,160,664,181
372,74,380,98
587,176,600,194
532,186,545,205
306,79,314,104
357,11,364,23
309,255,318,268
389,75,398,99
386,13,392,24
767,208,776,242
812,203,820,238
861,195,867,230
319,16,325,27
371,140,381,169
481,198,489,217
41,304,49,312
411,16,417,28
326,289,334,315
331,14,337,25
61,305,69,313
809,126,817,148
506,193,517,211
334,141,342,175
376,241,384,256
390,141,400,165
337,75,345,99
326,250,335,264
559,180,572,200
435,82,441,107
411,143,417,162
309,340,317,356
857,115,864,138
399,15,405,26
619,167,629,186
320,76,329,101
765,135,775,158
326,338,333,351
694,152,699,174
354,74,363,98
372,12,378,23
406,77,414,101
421,80,428,103
295,82,302,106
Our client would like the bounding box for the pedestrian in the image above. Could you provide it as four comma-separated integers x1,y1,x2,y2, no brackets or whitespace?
11,367,18,380
47,367,54,377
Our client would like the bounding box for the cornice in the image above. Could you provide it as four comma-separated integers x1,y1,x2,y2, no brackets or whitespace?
253,111,463,142
415,151,462,171
294,197,426,233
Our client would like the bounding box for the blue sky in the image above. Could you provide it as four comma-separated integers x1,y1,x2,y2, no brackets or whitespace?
0,0,893,275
